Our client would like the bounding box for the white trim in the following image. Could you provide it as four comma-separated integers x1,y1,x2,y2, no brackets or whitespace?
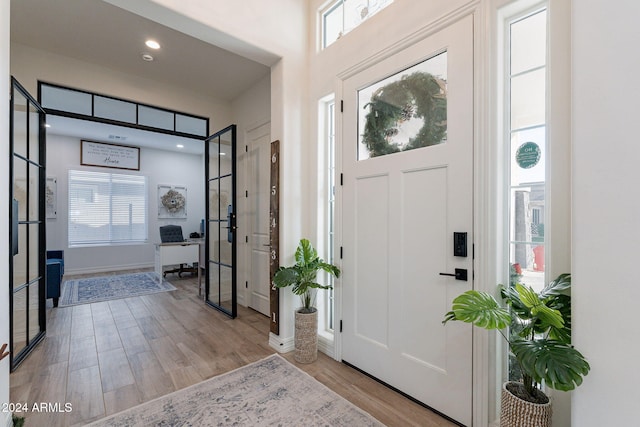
269,332,294,353
2,412,11,427
318,333,335,358
473,2,496,424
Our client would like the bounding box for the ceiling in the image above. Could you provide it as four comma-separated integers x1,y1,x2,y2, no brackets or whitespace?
10,0,271,153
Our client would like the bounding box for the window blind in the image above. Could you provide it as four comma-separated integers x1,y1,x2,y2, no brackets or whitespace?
68,170,148,246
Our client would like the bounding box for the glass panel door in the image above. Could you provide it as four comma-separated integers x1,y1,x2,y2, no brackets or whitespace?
205,125,237,317
10,77,46,369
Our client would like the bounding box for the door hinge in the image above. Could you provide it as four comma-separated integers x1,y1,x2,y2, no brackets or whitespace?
340,173,343,186
340,100,344,113
339,320,343,333
340,246,343,259
472,244,475,259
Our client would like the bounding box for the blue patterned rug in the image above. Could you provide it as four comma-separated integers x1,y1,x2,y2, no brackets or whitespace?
87,354,383,426
59,272,176,306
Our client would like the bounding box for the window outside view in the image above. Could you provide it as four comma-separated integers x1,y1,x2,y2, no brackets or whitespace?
68,170,148,246
508,9,547,293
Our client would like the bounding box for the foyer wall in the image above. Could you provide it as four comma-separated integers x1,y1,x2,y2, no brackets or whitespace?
572,1,640,425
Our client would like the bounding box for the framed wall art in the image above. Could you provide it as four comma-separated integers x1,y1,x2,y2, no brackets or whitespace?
158,184,187,219
81,140,140,171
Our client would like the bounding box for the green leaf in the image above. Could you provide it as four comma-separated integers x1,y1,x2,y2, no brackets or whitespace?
295,239,316,266
539,273,571,299
511,339,590,391
516,284,564,330
443,291,511,330
318,262,341,279
272,268,299,289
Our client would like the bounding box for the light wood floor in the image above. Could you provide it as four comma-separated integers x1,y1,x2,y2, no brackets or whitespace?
10,270,456,427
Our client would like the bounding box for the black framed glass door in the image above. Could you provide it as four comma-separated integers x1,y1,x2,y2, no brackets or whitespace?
10,77,47,369
205,125,237,317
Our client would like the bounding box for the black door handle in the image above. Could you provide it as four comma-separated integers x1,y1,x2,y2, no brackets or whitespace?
439,268,468,281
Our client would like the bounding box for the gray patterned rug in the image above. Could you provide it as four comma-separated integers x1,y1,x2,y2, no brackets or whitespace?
87,354,384,426
59,272,176,306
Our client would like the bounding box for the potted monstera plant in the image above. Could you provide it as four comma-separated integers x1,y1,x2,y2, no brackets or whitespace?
443,273,589,426
273,238,340,363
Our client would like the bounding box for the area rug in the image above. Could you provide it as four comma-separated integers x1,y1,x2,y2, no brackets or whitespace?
87,354,384,426
59,272,176,306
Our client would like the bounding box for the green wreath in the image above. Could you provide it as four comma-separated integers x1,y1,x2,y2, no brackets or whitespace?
361,71,447,158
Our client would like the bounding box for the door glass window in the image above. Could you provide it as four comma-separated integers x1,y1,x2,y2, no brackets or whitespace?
357,52,447,160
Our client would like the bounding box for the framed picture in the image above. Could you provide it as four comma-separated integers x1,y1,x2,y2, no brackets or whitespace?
158,184,187,219
81,140,140,170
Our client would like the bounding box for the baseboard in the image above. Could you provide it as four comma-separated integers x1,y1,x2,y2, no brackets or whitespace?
65,263,154,276
269,333,334,357
269,332,294,353
318,334,335,358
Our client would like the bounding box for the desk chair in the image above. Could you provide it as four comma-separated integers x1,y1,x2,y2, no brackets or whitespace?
159,225,198,277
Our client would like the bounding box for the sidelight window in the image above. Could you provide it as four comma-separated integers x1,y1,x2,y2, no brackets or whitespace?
503,5,548,384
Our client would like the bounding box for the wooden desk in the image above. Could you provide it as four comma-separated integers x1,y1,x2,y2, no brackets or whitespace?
154,241,200,285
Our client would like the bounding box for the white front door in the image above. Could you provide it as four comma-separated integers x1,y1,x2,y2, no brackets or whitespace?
340,16,474,425
247,122,271,316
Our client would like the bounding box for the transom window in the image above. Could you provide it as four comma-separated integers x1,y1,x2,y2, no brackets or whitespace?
68,170,148,246
321,0,394,49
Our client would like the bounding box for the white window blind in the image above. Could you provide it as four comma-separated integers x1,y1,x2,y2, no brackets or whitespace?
68,170,148,246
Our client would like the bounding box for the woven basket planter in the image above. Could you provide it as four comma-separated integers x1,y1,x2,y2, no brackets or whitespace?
500,382,552,427
294,309,318,364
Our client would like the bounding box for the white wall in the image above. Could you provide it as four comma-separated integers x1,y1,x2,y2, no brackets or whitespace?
232,74,270,132
0,0,11,425
572,1,640,426
46,133,205,274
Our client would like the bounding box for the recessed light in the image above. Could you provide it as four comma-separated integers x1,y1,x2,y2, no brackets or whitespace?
176,144,184,148
145,40,161,50
44,123,51,128
141,53,154,62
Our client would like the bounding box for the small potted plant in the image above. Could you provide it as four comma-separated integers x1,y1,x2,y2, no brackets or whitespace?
443,273,589,426
273,238,340,363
